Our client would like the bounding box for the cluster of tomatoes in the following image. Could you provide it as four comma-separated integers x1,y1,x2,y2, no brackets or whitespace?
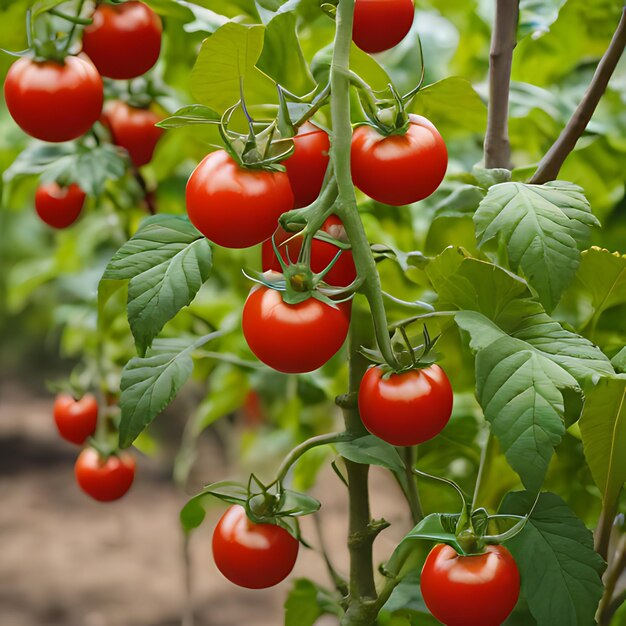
53,393,135,502
4,1,164,228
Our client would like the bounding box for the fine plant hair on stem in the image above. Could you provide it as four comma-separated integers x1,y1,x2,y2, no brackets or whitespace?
484,0,519,169
530,7,626,184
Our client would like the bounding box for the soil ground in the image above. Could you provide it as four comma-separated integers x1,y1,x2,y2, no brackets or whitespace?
0,383,412,626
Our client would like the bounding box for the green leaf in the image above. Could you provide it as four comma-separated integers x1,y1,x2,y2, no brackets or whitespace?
279,489,321,516
3,143,126,195
120,346,194,448
427,249,613,490
190,22,276,112
579,375,626,529
563,247,626,333
612,347,626,373
381,570,439,624
410,77,487,137
156,104,221,129
118,332,221,447
474,181,599,311
103,215,212,355
257,12,315,94
336,435,404,473
284,579,342,626
501,491,605,626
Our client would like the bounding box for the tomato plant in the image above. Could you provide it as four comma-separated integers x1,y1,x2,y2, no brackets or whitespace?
421,544,521,626
74,448,136,502
212,505,299,589
3,1,626,625
35,183,86,229
101,101,164,168
358,364,453,446
186,150,294,248
4,56,103,143
53,393,98,444
351,114,448,206
82,1,162,80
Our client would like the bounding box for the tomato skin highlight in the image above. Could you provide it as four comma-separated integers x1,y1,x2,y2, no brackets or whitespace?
82,1,162,80
186,151,294,249
262,215,357,288
421,544,521,626
35,183,86,229
353,0,415,53
53,393,98,445
102,101,164,168
283,122,330,208
242,284,351,374
351,114,448,206
212,505,299,589
75,448,136,502
358,364,453,446
4,56,103,143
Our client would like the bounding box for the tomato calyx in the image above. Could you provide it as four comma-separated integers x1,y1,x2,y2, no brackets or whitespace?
183,474,321,543
361,325,440,376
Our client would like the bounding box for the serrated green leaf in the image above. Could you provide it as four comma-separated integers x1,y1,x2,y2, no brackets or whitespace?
580,375,626,534
104,215,212,355
336,435,404,473
427,249,613,490
501,491,605,626
190,22,276,112
474,181,599,311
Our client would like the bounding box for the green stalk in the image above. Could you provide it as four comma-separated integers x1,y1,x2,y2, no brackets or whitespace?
328,0,400,372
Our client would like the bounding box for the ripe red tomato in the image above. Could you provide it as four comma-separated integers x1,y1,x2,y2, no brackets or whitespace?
242,282,351,373
186,150,294,248
82,1,162,80
101,101,163,168
283,122,330,208
353,0,415,53
4,56,103,143
35,183,86,229
262,215,357,287
421,544,520,626
358,364,453,446
351,114,448,206
53,393,98,445
74,448,136,502
212,505,299,589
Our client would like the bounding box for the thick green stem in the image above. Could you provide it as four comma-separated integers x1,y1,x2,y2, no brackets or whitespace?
598,533,626,625
329,0,400,372
402,447,424,524
472,431,494,509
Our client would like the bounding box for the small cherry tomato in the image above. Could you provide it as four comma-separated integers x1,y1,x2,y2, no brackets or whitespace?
242,282,351,373
358,364,453,446
35,183,86,229
212,505,299,589
101,101,163,167
82,1,162,80
353,0,415,53
74,448,136,502
262,215,357,288
421,543,521,626
186,150,294,249
53,393,98,445
283,122,330,208
351,114,448,206
4,56,103,143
